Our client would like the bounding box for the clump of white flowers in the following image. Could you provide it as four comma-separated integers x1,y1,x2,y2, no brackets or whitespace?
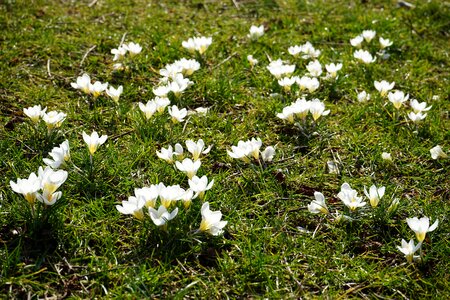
276,98,329,123
227,138,275,163
182,36,212,55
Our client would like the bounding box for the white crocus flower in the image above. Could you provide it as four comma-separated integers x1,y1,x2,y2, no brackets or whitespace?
71,73,91,94
292,98,311,119
300,42,321,59
134,186,161,209
82,131,107,155
189,175,214,200
248,138,262,160
410,99,432,113
174,58,200,76
307,192,329,214
309,99,330,121
175,158,201,179
159,185,186,208
407,111,427,123
406,216,438,242
37,166,68,205
138,100,157,119
89,81,108,98
357,91,371,102
10,172,41,205
397,239,421,263
154,97,171,113
42,111,66,131
325,63,342,78
337,182,366,211
379,37,393,49
152,85,170,97
199,202,227,236
362,30,376,42
382,152,392,161
306,60,322,77
363,184,385,208
186,139,211,161
227,140,252,162
116,196,146,220
276,105,297,123
24,105,46,123
43,140,70,169
156,144,184,164
278,77,296,92
111,45,127,61
248,25,264,40
354,49,376,64
297,76,320,93
374,80,395,97
123,42,142,56
168,105,188,123
182,36,212,55
388,90,409,109
106,85,123,103
430,145,447,160
350,35,364,48
148,205,178,227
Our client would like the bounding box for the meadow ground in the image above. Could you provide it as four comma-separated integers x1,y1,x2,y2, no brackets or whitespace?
1,0,449,298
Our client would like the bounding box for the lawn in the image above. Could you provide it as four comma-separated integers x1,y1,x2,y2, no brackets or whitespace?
1,0,449,298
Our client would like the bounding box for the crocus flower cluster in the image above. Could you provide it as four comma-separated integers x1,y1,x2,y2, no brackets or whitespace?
111,41,142,70
227,138,275,163
277,98,330,123
71,73,122,103
288,41,321,60
23,105,66,132
10,166,68,206
182,36,212,55
397,216,439,263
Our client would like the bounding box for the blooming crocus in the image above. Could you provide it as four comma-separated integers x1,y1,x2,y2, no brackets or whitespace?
189,175,214,200
388,90,409,109
407,111,427,123
82,131,107,155
168,105,188,123
148,205,178,227
374,80,395,97
276,105,296,123
175,158,201,179
247,55,258,67
354,49,376,64
186,139,211,161
248,25,264,40
362,30,376,42
24,105,46,123
111,45,127,61
298,41,321,59
397,239,421,263
182,36,212,55
199,202,227,236
382,152,392,161
134,186,161,208
309,99,330,121
306,60,322,77
410,99,432,113
43,140,70,169
363,184,385,208
159,62,184,81
350,35,364,48
106,85,123,103
292,98,311,119
89,81,108,98
430,145,447,160
159,184,186,208
10,172,41,205
174,58,200,76
337,182,366,211
123,42,142,56
379,37,393,49
152,85,170,97
156,144,184,164
180,189,194,209
37,166,68,205
154,97,171,113
261,146,275,162
278,77,296,92
116,196,146,220
42,111,66,131
71,73,91,94
325,63,342,78
406,216,438,242
357,91,371,102
297,76,320,93
247,138,262,160
227,140,252,162
138,100,157,119
267,59,295,79
307,192,329,214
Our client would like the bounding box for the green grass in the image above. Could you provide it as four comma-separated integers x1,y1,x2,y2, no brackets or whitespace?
1,0,449,298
